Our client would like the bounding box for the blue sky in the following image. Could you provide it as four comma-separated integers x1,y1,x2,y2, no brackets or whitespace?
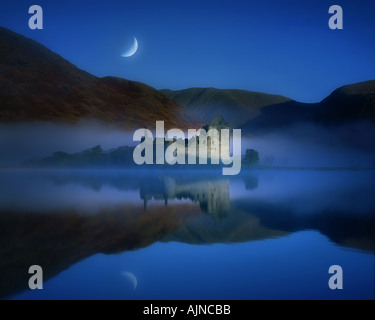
1,0,374,102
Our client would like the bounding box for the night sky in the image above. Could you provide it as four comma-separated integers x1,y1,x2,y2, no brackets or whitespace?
1,0,374,102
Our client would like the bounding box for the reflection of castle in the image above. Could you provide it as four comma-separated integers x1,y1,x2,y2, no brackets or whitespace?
140,177,230,219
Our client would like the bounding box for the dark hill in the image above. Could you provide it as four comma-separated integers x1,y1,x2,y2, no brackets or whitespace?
316,80,375,124
243,80,375,133
242,100,317,133
0,27,195,129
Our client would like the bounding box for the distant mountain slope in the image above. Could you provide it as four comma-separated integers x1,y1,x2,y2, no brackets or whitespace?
162,81,375,133
242,100,318,133
160,87,291,127
0,27,195,129
316,80,375,124
243,80,375,133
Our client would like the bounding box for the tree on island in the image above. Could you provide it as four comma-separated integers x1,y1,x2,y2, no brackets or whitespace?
243,149,259,167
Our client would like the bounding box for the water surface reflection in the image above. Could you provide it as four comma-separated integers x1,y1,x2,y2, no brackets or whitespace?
0,169,374,299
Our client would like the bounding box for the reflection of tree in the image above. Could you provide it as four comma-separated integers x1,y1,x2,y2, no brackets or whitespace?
140,177,230,220
243,175,258,190
45,171,141,192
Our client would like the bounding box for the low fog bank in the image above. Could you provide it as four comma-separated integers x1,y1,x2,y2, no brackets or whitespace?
0,120,374,168
243,122,375,168
0,121,135,166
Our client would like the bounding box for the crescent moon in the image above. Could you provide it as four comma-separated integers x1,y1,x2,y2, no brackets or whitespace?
122,37,138,58
122,271,138,289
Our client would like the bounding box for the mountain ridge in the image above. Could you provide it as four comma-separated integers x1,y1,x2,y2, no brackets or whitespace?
161,87,291,128
1,27,374,132
243,80,375,132
163,80,375,132
0,27,196,129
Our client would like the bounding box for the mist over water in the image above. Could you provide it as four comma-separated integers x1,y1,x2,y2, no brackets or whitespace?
0,120,375,168
0,121,135,166
243,122,375,168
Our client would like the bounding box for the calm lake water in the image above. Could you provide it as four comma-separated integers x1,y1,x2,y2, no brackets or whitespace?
0,169,374,300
